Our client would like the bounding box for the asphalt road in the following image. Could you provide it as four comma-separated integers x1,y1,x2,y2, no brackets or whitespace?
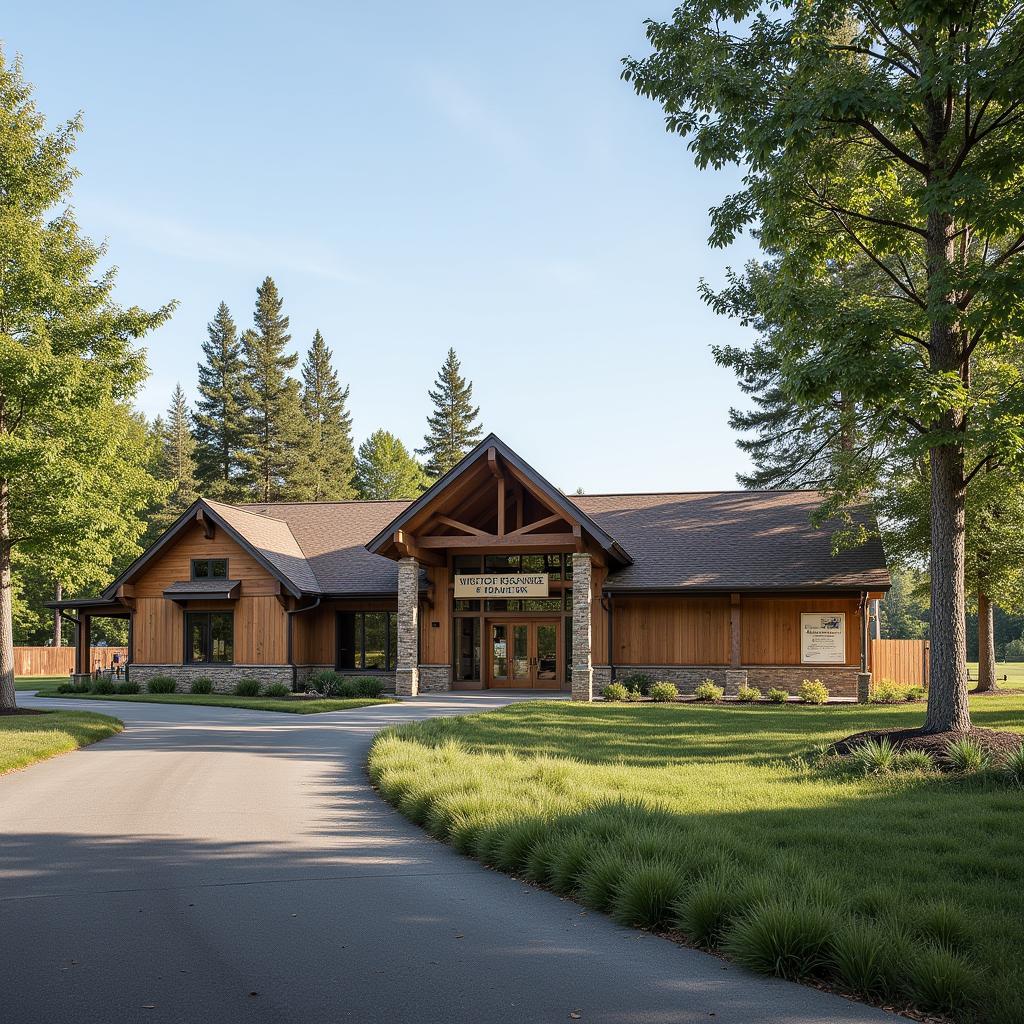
0,693,896,1024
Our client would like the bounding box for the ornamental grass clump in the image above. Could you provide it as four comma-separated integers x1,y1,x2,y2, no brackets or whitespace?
611,857,687,929
850,737,898,775
724,899,834,981
892,748,936,773
648,681,678,703
147,676,177,694
90,677,116,694
1001,743,1024,787
620,673,653,696
264,682,291,698
827,917,904,1001
798,679,829,705
693,679,724,702
905,944,979,1017
114,679,140,695
735,684,762,702
233,678,262,697
190,677,213,694
944,736,989,774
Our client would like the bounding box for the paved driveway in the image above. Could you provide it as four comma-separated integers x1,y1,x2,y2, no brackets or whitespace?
0,694,894,1023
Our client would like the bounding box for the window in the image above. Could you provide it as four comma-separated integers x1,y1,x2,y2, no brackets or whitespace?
186,612,234,663
454,617,481,682
192,558,228,579
336,611,399,671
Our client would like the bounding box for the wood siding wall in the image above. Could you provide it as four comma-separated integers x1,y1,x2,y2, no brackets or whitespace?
871,638,929,687
292,598,397,666
610,596,730,665
14,646,128,677
741,596,861,666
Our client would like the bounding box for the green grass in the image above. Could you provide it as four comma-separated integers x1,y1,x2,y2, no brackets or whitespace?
32,689,396,714
368,696,1024,1023
967,662,1024,687
15,676,67,691
0,710,123,774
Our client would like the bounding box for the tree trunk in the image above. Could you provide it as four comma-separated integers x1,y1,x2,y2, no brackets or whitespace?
0,485,16,710
976,590,997,693
53,581,63,647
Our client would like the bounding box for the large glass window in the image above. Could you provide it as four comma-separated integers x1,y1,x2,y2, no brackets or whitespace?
454,617,481,682
192,558,228,579
336,611,398,671
186,612,234,663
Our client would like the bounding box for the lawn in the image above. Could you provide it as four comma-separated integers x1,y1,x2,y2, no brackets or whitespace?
31,689,397,714
967,662,1024,687
0,710,123,774
15,676,68,691
368,696,1024,1023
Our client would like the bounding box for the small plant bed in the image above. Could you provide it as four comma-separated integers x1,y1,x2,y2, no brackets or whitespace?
369,696,1024,1022
0,710,123,774
832,726,1024,764
34,689,396,714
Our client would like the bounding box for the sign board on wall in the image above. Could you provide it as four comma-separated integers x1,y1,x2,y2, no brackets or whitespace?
800,613,846,664
454,574,550,598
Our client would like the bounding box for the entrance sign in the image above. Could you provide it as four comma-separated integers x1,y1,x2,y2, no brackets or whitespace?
800,613,846,664
455,574,549,598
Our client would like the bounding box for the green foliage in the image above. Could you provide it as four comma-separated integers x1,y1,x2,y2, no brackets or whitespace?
0,709,123,773
766,687,789,703
308,669,344,696
578,846,630,912
868,681,907,704
850,737,898,776
693,679,723,702
239,277,304,501
147,676,177,694
648,682,678,703
620,672,653,695
1001,743,1024,787
905,945,979,1017
828,917,903,1001
724,900,835,981
90,677,116,695
190,677,213,694
355,429,431,500
611,857,687,929
601,682,629,702
294,330,355,500
879,568,929,640
416,348,483,477
905,686,926,702
193,301,249,499
0,51,174,708
892,748,936,774
944,737,989,774
350,676,386,698
798,680,829,705
147,383,198,539
233,678,262,697
736,684,762,702
114,680,139,695
263,682,291,698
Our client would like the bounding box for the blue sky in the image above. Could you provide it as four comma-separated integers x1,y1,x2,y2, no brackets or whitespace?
6,1,760,493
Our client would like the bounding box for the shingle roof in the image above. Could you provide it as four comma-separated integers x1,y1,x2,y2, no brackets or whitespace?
231,490,887,596
240,500,411,595
163,579,241,600
574,491,890,592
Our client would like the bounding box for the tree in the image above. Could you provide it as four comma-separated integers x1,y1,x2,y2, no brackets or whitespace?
193,302,248,499
417,348,483,477
879,567,930,640
355,431,431,500
0,52,172,708
240,277,304,502
625,3,1024,732
294,330,356,500
151,384,198,534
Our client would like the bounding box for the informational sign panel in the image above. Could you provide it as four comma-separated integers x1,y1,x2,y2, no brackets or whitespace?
454,574,550,598
800,612,846,664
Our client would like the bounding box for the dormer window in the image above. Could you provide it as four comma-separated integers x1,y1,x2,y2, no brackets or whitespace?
191,558,228,580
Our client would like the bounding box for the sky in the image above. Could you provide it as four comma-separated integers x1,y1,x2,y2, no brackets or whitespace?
5,0,761,494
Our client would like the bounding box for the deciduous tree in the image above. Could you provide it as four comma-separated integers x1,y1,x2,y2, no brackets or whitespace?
355,430,430,500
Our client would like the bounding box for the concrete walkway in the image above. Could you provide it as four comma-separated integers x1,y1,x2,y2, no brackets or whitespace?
0,693,896,1024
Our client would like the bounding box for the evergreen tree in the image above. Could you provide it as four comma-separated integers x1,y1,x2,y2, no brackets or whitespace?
193,301,248,499
239,277,304,502
295,330,355,500
152,385,198,533
417,348,483,477
0,51,172,708
355,430,431,500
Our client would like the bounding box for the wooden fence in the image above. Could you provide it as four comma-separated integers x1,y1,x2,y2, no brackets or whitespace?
14,646,129,678
870,638,929,688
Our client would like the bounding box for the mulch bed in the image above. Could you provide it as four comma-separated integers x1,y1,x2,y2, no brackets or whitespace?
831,726,1024,761
971,686,1024,697
0,707,47,717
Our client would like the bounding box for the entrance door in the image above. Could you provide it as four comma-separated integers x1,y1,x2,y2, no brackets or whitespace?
488,621,560,689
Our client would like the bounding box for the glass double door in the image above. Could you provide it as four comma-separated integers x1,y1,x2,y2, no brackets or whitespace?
489,620,560,689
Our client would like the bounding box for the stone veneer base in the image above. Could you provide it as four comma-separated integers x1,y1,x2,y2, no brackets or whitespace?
130,664,293,693
593,665,860,700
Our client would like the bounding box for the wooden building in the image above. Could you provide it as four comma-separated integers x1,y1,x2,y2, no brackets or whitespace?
53,435,890,700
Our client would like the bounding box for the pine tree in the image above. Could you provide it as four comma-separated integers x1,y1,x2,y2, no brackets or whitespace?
417,348,483,477
294,330,355,500
151,385,198,535
239,277,304,502
193,301,248,499
355,431,431,500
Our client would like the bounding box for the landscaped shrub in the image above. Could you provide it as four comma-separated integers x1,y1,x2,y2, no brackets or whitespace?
868,680,904,704
767,687,789,703
893,748,936,773
90,677,116,694
648,682,678,703
352,676,386,698
577,846,631,912
611,857,687,928
190,677,213,694
147,676,177,694
912,901,974,953
548,832,593,896
735,684,762,702
619,673,654,696
828,917,903,1000
693,679,724,702
1001,743,1024,787
904,686,927,702
114,680,140,695
264,682,291,698
308,669,342,695
624,687,643,702
850,737,898,775
798,679,829,704
56,683,73,693
602,682,629,702
233,678,262,697
904,944,979,1017
944,736,989,774
724,899,834,981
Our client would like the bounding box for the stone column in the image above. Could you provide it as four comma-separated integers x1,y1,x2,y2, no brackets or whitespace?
571,553,593,702
857,672,871,704
396,557,420,697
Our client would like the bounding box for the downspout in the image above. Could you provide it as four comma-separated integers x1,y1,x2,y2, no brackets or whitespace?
601,593,615,682
858,591,869,673
286,596,322,691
